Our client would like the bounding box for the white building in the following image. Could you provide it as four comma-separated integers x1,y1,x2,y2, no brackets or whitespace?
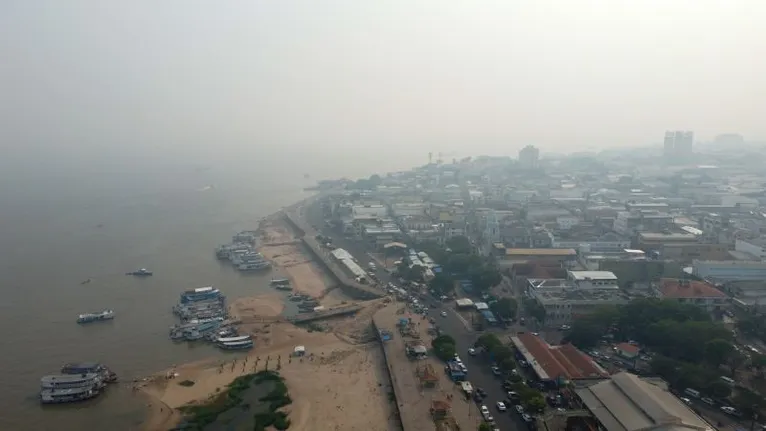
352,204,387,219
693,260,766,282
526,277,628,326
567,271,619,289
556,216,580,230
735,238,766,259
391,203,426,217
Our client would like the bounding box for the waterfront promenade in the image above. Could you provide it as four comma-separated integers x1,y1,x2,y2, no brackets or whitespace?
282,206,382,299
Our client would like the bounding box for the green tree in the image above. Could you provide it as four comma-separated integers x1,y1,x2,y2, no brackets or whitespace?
524,395,546,413
478,423,492,431
429,274,455,296
565,319,605,350
476,334,503,351
523,298,546,324
704,339,734,368
470,267,502,293
432,335,457,362
490,298,518,320
445,235,473,254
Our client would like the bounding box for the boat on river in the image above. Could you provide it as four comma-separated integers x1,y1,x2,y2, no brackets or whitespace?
77,310,114,324
126,268,153,276
40,387,99,404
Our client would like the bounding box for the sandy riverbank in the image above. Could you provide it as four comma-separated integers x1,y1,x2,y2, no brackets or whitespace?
139,319,398,431
258,218,333,299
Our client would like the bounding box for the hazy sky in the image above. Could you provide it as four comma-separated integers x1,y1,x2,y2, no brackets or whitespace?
2,0,764,163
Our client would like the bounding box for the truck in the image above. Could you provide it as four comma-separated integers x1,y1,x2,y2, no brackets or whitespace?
460,381,473,397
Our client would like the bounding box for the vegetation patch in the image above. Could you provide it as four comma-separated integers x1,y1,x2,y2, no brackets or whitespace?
178,380,196,387
179,370,292,430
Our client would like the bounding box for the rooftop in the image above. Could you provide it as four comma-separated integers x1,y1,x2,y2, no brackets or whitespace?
511,332,609,381
569,271,618,281
505,248,577,257
576,372,713,431
657,279,726,299
616,343,640,355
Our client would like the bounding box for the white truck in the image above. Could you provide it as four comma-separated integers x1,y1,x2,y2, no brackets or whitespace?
460,381,473,396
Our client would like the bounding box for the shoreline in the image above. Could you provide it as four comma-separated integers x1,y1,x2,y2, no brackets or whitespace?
138,193,398,430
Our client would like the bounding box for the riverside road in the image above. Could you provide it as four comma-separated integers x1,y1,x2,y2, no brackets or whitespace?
301,198,525,431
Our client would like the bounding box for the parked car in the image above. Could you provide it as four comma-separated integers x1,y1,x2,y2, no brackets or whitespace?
497,401,507,412
515,405,525,414
507,391,520,403
491,366,502,376
468,347,477,356
521,413,534,422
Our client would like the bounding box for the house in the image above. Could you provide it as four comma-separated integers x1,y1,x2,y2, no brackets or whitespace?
653,279,728,312
615,343,640,360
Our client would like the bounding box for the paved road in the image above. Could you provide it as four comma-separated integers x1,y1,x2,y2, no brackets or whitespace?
436,306,527,431
303,198,523,430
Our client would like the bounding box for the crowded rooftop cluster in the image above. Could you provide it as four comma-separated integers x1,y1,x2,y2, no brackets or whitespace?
308,134,766,431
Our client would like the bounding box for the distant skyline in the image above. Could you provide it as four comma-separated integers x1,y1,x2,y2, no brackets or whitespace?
1,0,765,166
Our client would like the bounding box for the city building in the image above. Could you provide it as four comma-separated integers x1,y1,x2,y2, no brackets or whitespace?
526,272,629,326
500,248,578,268
567,271,619,289
652,279,728,311
576,372,714,431
663,130,694,159
735,238,766,259
692,260,766,282
510,332,608,385
519,145,540,169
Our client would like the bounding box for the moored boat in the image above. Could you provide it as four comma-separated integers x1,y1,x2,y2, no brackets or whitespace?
41,373,103,390
216,335,251,343
61,362,117,383
40,387,99,404
180,286,222,303
77,310,114,324
218,339,254,350
126,268,153,276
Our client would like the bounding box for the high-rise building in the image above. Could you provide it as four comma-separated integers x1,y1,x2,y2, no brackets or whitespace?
663,131,694,159
519,145,540,168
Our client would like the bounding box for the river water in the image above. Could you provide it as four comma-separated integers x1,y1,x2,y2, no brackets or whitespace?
0,150,412,430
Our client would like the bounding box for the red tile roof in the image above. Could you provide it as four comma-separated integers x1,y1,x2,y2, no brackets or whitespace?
658,278,726,299
515,332,608,381
616,342,640,355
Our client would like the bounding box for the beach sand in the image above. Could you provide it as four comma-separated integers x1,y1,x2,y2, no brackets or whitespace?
229,292,285,322
258,219,333,298
140,322,398,431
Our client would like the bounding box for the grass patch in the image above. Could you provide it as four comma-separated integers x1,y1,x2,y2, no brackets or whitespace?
178,380,196,387
180,370,292,430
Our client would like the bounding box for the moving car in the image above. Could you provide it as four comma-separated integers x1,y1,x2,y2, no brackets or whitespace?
491,366,502,376
468,347,477,356
440,311,447,317
496,401,507,412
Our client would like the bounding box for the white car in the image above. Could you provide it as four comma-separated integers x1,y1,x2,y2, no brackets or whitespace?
496,401,507,412
468,347,477,356
440,311,447,317
480,405,490,416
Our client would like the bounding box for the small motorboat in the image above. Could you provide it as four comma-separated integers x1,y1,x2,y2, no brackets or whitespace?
127,268,153,276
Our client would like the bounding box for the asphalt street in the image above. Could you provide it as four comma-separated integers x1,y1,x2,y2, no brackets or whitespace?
302,199,525,430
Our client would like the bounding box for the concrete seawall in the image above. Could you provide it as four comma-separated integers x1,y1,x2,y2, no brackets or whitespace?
282,210,382,300
371,316,407,431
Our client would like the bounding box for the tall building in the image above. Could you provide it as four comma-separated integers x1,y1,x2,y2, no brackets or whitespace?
518,145,540,168
663,130,694,159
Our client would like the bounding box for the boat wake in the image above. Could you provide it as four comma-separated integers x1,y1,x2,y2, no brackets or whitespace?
197,185,214,192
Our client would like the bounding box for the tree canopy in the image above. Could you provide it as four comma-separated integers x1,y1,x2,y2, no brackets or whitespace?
490,297,518,320
432,335,457,362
